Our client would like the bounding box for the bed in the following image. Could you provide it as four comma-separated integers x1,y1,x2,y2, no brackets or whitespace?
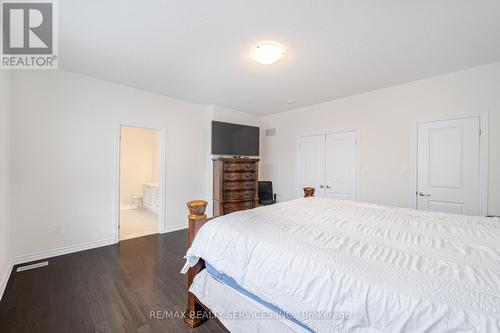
181,193,500,332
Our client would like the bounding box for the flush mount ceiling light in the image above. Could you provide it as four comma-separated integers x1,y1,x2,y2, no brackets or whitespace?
250,41,286,65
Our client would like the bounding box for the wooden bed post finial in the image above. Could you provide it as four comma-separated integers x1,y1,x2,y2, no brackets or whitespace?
187,200,208,219
303,187,315,197
185,200,209,328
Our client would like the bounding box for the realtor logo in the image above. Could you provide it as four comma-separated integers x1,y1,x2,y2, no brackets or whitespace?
1,0,58,69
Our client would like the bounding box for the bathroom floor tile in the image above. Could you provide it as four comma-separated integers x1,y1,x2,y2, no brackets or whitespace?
120,208,158,241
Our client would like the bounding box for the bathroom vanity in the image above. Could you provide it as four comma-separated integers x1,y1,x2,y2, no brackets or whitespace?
143,183,160,214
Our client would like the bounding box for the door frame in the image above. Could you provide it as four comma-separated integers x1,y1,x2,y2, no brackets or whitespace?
296,129,361,199
411,112,489,215
113,121,167,243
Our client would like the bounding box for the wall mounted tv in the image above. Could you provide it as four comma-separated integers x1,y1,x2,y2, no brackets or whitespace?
211,121,260,156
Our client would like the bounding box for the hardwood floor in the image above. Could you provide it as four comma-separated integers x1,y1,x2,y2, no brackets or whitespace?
0,230,228,333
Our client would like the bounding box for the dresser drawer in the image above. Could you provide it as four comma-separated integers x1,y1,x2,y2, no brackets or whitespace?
224,172,256,181
223,201,254,214
224,190,255,201
224,163,255,172
224,181,255,190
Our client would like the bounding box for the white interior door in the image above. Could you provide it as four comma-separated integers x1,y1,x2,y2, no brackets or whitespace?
324,132,357,200
417,117,480,215
298,135,325,197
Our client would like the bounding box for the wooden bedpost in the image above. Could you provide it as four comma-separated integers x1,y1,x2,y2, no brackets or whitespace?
184,200,209,328
303,187,315,197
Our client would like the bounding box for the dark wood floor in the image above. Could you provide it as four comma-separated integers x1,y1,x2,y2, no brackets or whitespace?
0,230,228,333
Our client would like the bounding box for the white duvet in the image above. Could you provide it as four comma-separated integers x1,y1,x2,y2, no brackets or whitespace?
182,198,500,332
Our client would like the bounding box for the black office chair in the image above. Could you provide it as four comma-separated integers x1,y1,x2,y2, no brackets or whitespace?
259,181,277,205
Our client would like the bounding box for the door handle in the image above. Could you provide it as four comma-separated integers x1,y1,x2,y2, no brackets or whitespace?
418,192,431,197
326,185,331,189
320,185,324,189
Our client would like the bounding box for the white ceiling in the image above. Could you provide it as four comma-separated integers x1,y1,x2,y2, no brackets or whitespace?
60,0,500,116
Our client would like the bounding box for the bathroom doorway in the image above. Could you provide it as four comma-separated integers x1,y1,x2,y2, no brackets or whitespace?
118,125,164,241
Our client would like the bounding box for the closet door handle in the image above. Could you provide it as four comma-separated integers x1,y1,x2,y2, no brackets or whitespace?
326,185,331,189
320,185,324,189
418,192,431,197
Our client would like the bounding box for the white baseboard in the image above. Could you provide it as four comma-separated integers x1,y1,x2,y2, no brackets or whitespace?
13,238,116,266
162,223,187,234
0,259,13,302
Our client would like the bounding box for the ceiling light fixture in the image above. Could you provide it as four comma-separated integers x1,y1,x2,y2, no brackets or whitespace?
288,99,296,104
250,41,286,65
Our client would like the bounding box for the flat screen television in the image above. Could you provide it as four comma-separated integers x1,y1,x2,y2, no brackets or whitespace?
211,121,260,156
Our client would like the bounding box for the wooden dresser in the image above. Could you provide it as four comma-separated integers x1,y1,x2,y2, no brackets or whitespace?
213,157,259,215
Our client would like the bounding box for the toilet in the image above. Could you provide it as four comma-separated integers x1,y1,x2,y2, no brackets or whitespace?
131,192,143,208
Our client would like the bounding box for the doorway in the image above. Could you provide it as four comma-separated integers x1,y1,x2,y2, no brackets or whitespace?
298,130,359,199
118,125,162,241
416,116,487,216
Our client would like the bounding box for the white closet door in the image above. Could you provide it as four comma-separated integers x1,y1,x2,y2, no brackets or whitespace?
417,117,480,215
324,132,357,200
298,135,325,197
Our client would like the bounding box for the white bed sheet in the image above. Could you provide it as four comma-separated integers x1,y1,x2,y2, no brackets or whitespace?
191,269,311,333
183,198,500,332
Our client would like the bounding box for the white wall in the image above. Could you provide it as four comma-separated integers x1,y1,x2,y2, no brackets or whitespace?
10,70,209,261
260,62,500,216
120,126,160,207
0,71,12,299
208,105,261,128
151,130,161,182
